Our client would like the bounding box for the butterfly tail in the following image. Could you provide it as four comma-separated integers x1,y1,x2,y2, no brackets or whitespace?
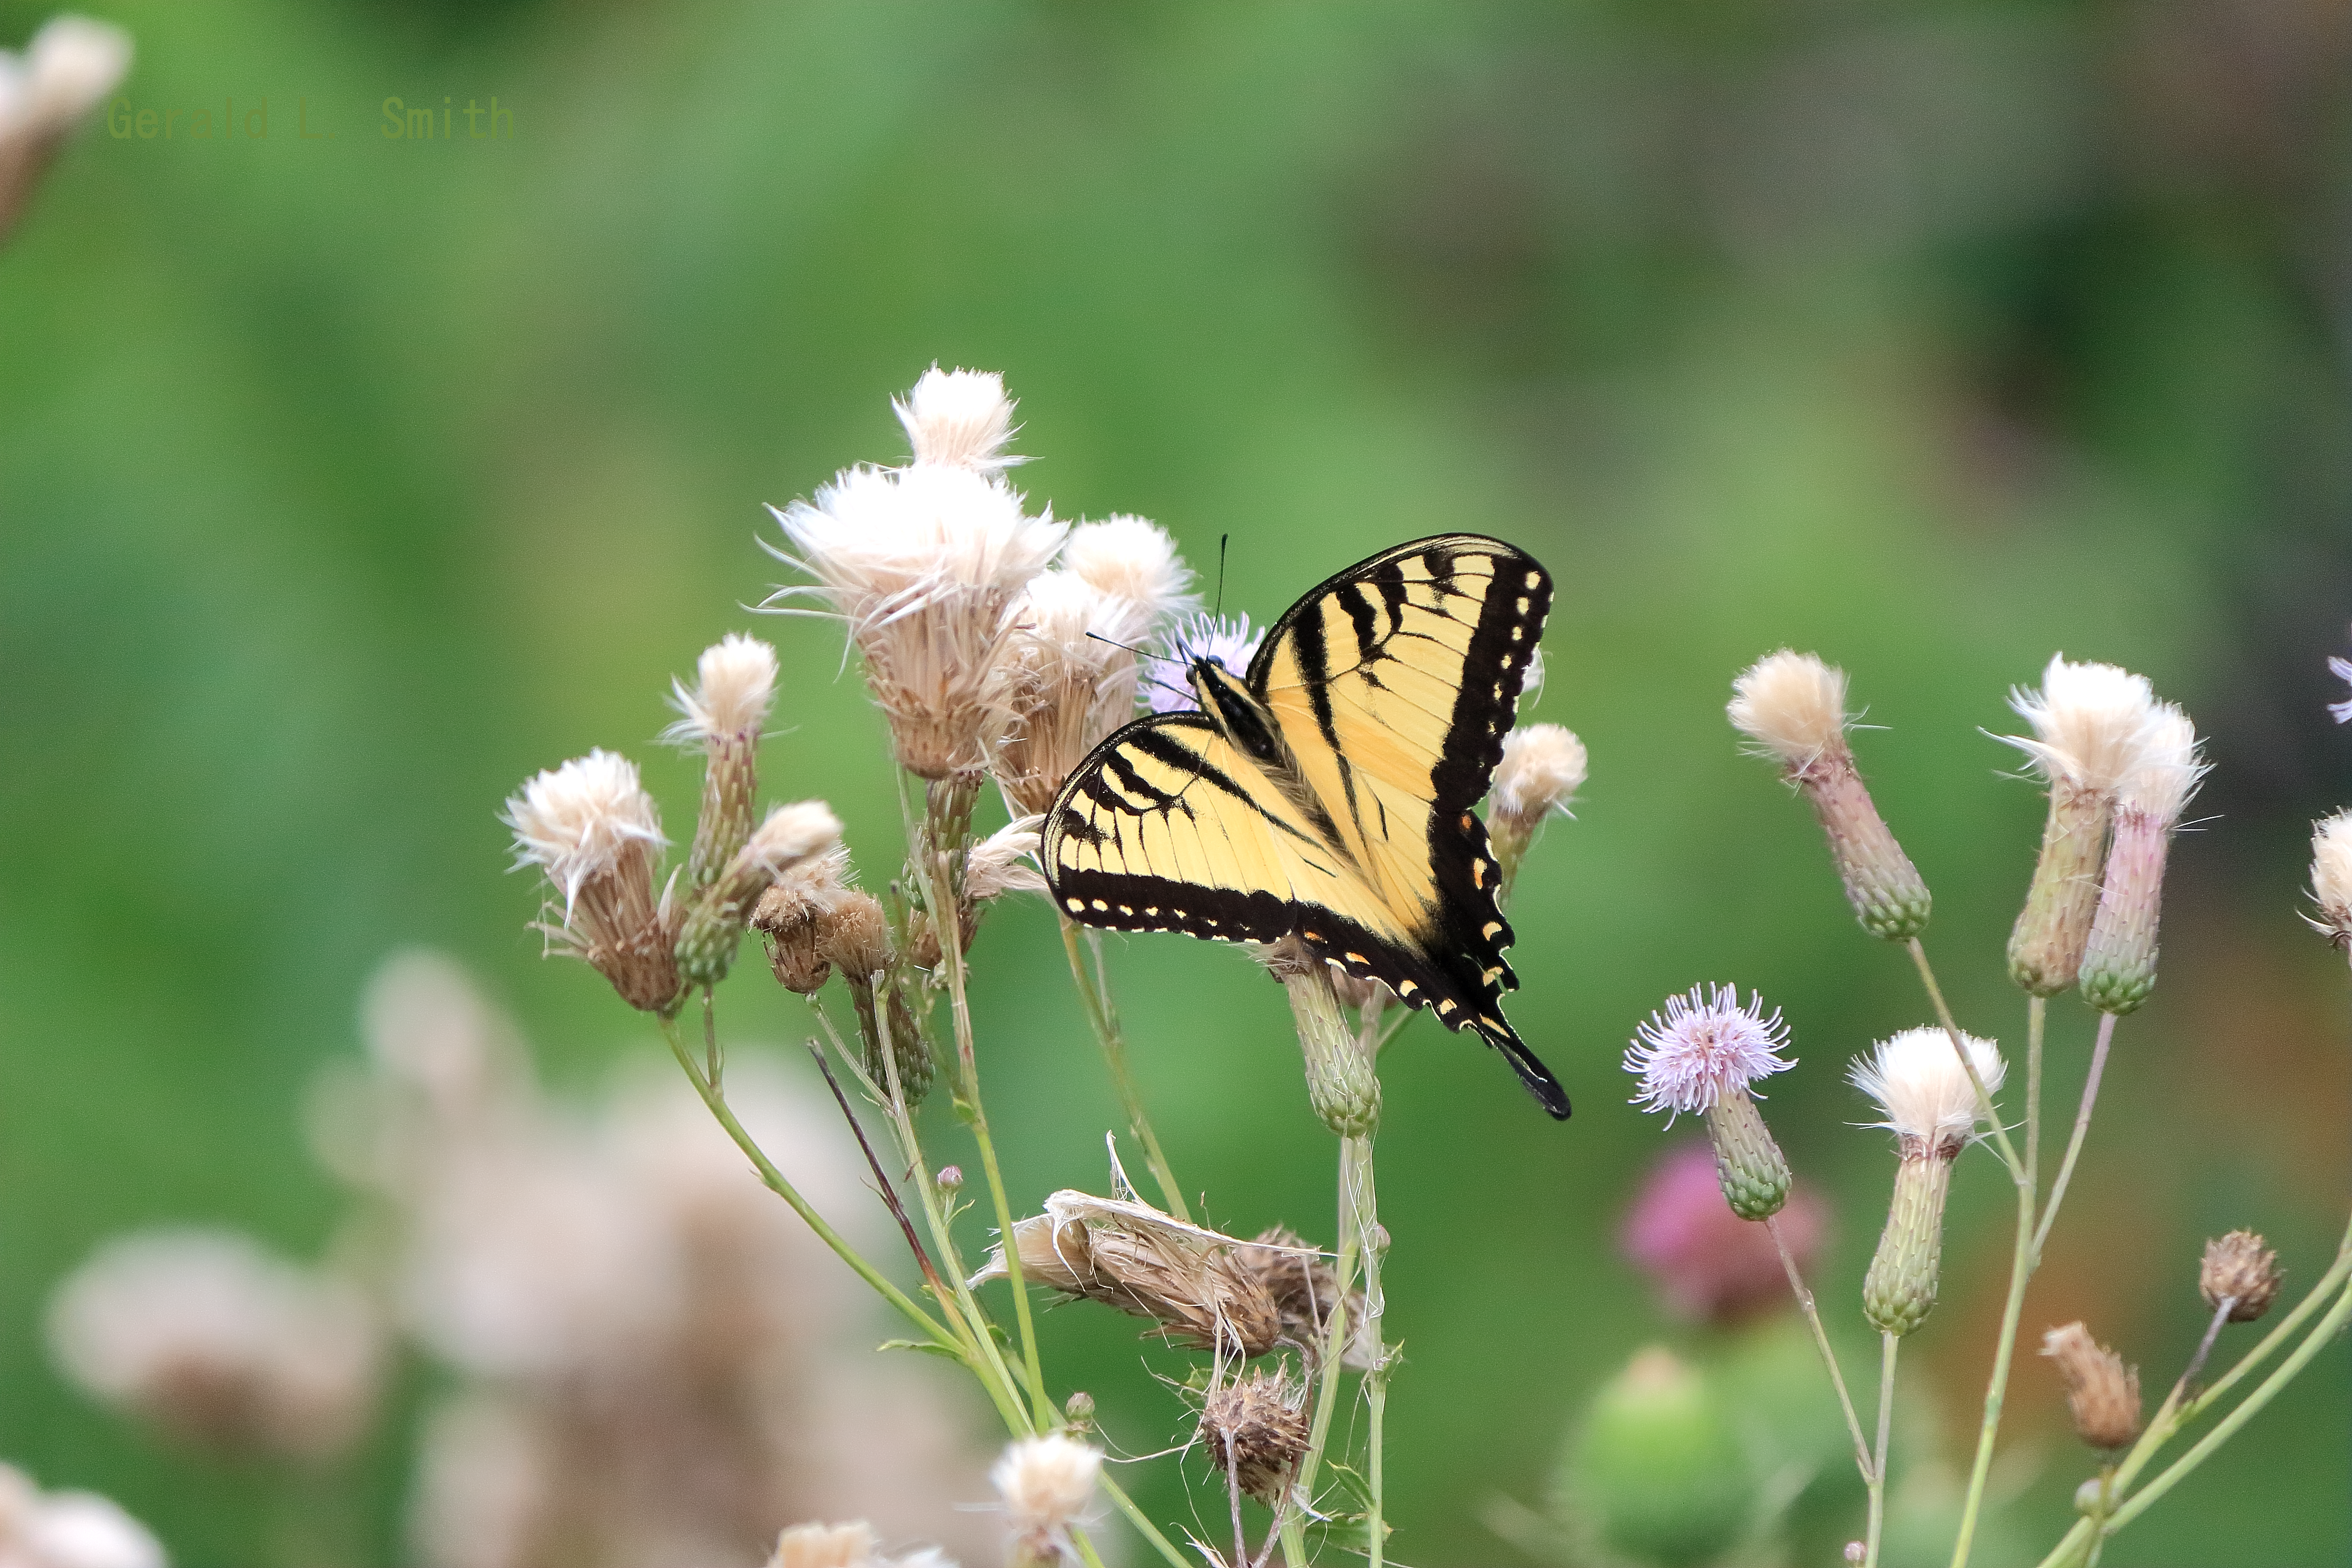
1473,1013,1571,1120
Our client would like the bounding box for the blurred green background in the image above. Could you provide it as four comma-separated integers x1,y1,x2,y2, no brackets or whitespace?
3,0,2349,1563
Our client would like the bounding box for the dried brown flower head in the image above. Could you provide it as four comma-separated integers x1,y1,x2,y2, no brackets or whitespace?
970,1191,1282,1358
2200,1230,2282,1323
1200,1368,1310,1507
1231,1227,1372,1371
752,847,854,995
2041,1321,2141,1450
504,751,681,1013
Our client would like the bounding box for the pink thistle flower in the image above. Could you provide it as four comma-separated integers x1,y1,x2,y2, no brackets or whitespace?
1621,1143,1828,1326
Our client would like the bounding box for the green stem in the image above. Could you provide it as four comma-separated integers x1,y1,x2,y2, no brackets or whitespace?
1348,1130,1388,1568
1906,938,2027,1183
1766,1213,1875,1485
2100,1274,2352,1534
1059,915,1191,1221
1100,1472,1197,1568
1950,995,2044,1568
658,1015,952,1348
1867,1332,1897,1568
861,990,1034,1434
2034,1011,2115,1259
1285,1167,1365,1568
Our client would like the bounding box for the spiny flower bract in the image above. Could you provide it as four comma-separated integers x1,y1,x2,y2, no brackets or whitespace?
1624,985,1793,1118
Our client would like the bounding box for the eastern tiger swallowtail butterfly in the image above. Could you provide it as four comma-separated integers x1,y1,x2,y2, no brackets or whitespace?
1041,534,1570,1118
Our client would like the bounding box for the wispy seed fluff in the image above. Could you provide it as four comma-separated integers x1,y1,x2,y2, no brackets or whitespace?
1627,986,1795,1222
1850,1027,2006,1155
1730,651,1931,941
1488,723,1586,893
768,383,1065,779
995,519,1194,815
666,634,780,888
504,751,679,1012
896,365,1020,472
675,801,844,988
1852,1028,2005,1337
1998,656,2165,994
2078,705,2204,1014
991,1433,1101,1567
2307,810,2352,950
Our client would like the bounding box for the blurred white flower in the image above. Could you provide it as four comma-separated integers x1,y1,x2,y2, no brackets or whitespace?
991,1434,1100,1565
0,1465,165,1568
46,1230,381,1460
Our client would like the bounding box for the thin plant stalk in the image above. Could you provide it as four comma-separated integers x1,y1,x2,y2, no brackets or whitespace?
1906,938,2027,1182
1346,1130,1388,1568
1060,915,1191,1220
1766,1213,1874,1484
903,774,1054,1429
1950,995,2046,1568
2030,1233,2352,1568
656,1015,953,1348
2034,1011,2116,1258
1867,1331,1898,1568
1284,1182,1365,1568
2097,1274,2352,1534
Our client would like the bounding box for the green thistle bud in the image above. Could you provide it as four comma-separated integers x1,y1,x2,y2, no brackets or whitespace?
1995,656,2166,995
1729,652,1931,942
1271,943,1379,1136
1557,1347,1752,1568
674,803,841,989
1862,1147,1953,1336
1703,1088,1791,1221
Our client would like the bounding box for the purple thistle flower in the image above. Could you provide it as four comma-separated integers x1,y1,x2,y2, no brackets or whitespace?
1144,613,1263,715
1624,985,1793,1119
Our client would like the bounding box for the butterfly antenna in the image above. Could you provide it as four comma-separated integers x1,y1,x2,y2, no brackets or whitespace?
1085,631,1177,667
1214,533,1229,618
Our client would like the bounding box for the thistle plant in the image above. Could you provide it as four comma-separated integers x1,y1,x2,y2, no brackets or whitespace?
489,367,1589,1568
481,368,2352,1568
1625,642,2352,1568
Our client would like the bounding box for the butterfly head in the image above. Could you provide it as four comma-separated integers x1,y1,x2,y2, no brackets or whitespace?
1190,656,1283,766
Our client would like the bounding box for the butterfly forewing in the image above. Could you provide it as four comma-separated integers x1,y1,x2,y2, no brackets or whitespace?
1044,714,1424,954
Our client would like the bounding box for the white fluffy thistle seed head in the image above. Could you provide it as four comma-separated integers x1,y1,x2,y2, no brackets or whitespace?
895,366,1020,472
1850,1027,2006,1156
1493,724,1587,825
2328,651,2352,724
992,1433,1100,1564
503,750,666,911
736,801,843,879
664,633,779,746
1624,985,1794,1119
2114,703,2204,827
1059,516,1196,623
1998,655,2163,794
2308,810,2352,948
767,448,1065,779
1728,651,1850,769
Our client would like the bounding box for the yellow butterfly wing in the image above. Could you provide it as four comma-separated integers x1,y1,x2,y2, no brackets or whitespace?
1248,535,1561,1113
1042,534,1565,1117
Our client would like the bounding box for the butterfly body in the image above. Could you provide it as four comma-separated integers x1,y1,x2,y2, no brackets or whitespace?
1044,534,1570,1119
